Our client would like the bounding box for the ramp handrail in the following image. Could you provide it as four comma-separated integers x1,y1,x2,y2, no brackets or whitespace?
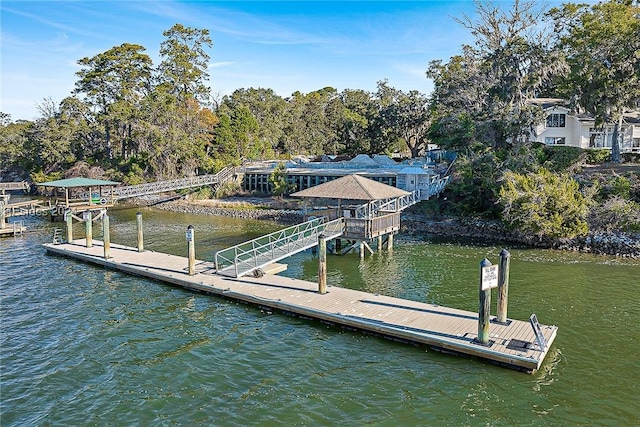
215,216,344,278
102,166,236,200
353,175,452,218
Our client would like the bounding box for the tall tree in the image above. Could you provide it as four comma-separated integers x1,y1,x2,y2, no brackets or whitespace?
158,24,213,105
376,80,430,157
427,0,565,152
548,0,640,163
74,43,153,160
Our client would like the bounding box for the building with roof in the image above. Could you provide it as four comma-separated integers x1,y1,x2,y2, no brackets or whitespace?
529,98,640,153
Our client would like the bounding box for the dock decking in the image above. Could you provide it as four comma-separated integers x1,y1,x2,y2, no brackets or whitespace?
43,240,558,373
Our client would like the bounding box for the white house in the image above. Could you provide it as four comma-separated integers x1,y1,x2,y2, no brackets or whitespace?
529,98,640,153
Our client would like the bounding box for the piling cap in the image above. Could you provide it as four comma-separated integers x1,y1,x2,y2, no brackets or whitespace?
187,224,194,229
480,258,492,267
500,248,511,257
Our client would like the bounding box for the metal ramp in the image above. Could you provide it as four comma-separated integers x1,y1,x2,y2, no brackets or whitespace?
108,166,236,200
215,217,344,278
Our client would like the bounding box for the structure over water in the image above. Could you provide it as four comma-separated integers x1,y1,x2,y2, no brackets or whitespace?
240,152,455,200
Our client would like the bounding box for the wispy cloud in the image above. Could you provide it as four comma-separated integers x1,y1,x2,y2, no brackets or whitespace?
209,61,235,69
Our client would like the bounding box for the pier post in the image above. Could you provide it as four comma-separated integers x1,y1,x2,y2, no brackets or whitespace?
65,210,73,242
0,199,5,227
335,238,342,252
318,234,327,294
136,212,144,252
377,235,383,252
103,212,110,260
497,249,511,323
187,225,195,276
359,241,365,259
84,210,93,248
387,233,394,251
478,258,495,344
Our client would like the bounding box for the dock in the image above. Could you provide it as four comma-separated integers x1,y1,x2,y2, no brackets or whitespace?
44,240,558,373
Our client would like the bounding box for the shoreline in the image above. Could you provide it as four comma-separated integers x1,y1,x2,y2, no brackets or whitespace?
145,196,640,259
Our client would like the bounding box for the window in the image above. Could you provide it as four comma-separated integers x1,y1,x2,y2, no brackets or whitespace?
546,113,566,127
545,137,565,145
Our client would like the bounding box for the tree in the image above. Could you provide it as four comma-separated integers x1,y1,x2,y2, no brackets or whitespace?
547,0,640,163
74,43,153,160
158,24,213,105
499,168,589,239
427,0,565,152
376,80,430,157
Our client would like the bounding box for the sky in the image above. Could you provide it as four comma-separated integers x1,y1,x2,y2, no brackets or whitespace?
1,1,510,122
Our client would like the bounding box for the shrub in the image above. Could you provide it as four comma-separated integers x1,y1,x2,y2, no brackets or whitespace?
589,196,640,233
585,149,610,164
499,168,589,239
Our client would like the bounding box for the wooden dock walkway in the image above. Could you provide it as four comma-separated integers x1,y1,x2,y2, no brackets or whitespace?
43,240,558,373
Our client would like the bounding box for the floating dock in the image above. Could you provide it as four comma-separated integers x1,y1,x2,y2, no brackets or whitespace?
44,240,557,373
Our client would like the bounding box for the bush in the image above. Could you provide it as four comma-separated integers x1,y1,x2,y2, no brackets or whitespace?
541,146,585,172
589,196,640,233
585,149,610,164
499,168,589,239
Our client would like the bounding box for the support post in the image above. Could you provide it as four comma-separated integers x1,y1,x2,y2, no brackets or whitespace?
84,210,92,248
478,258,492,344
187,225,195,276
335,238,342,252
136,211,144,252
387,233,394,251
0,199,5,227
377,235,383,252
65,209,73,242
318,234,327,294
103,212,110,260
497,249,511,323
359,241,365,259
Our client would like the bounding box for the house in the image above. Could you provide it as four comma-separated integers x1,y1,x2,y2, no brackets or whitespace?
529,98,640,153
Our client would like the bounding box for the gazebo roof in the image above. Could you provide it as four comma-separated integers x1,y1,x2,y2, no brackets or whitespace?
291,174,410,201
37,177,120,188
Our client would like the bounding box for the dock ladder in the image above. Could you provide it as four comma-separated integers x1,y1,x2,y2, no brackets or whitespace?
215,216,344,278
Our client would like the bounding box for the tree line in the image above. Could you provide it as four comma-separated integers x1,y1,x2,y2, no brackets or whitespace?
1,0,639,238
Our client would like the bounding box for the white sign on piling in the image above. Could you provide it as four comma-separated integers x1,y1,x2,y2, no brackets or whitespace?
185,228,194,242
481,265,499,291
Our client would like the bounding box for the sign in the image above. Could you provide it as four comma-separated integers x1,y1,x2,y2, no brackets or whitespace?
185,228,194,242
481,265,499,291
100,198,107,205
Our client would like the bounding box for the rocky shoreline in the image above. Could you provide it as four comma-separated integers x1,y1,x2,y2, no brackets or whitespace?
146,196,639,259
402,214,640,259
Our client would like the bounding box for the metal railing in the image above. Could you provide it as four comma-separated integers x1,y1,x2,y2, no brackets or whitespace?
99,166,236,200
215,216,344,278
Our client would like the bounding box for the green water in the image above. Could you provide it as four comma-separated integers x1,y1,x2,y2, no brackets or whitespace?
1,207,639,426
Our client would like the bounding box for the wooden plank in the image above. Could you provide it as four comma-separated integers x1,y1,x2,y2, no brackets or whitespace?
43,240,558,373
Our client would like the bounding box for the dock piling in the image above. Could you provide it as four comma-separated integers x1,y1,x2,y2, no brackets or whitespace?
136,212,144,252
84,210,93,248
318,234,327,294
478,258,493,344
65,210,73,242
186,225,195,276
497,249,511,323
103,212,110,259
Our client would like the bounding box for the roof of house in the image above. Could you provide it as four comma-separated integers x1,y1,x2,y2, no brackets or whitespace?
291,174,410,201
37,177,120,188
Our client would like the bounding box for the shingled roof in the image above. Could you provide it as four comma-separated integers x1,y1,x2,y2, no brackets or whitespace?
291,174,410,201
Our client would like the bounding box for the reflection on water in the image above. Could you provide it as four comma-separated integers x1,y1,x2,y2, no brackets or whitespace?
1,207,638,426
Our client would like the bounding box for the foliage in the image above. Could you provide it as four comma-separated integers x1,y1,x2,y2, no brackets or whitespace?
539,146,584,172
499,168,589,238
589,196,640,233
585,149,610,164
268,163,295,197
214,180,242,198
427,0,565,153
547,0,640,163
444,151,503,217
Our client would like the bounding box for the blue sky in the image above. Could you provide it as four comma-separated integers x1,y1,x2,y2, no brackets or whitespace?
2,1,504,121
